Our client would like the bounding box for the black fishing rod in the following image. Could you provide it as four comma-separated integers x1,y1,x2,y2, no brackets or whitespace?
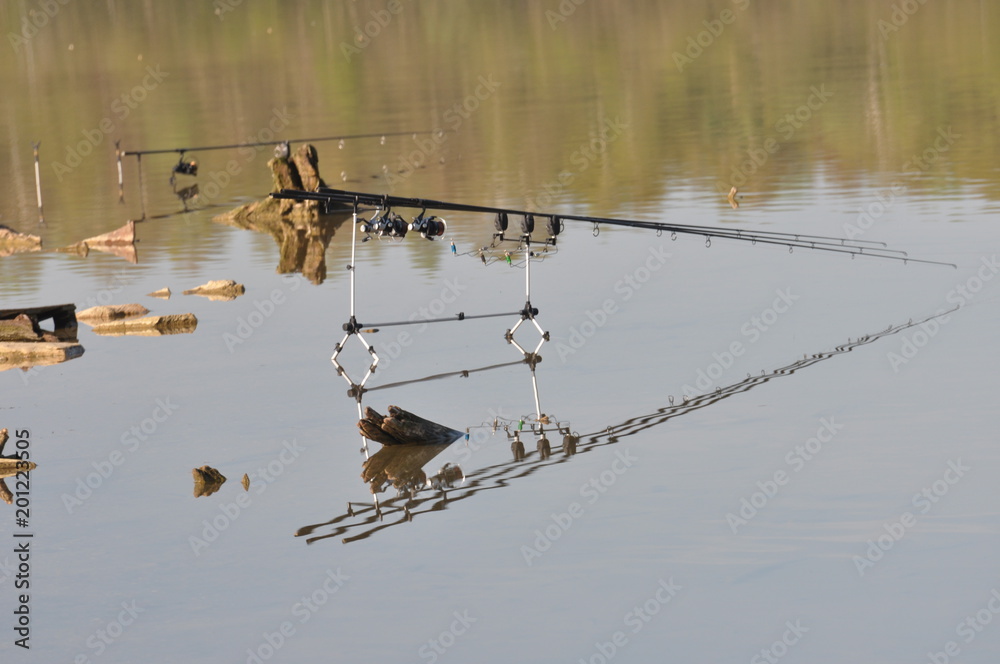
310,186,891,248
272,187,956,268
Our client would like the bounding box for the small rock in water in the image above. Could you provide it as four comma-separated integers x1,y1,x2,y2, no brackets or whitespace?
192,465,227,498
147,288,171,299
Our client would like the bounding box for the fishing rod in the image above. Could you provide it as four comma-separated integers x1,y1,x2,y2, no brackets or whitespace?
271,187,957,268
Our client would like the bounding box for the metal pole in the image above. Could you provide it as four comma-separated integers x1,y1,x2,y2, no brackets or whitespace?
524,242,531,303
32,142,44,225
349,201,358,318
136,153,147,221
116,140,125,204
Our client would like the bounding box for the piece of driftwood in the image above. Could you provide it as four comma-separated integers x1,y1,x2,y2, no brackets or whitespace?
358,405,464,447
90,313,197,336
0,341,84,371
0,225,42,257
215,144,346,223
182,280,245,301
361,443,452,492
192,465,226,498
77,304,150,321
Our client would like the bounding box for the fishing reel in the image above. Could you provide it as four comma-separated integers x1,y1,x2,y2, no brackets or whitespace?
170,152,198,184
359,209,409,240
546,215,563,244
409,211,447,240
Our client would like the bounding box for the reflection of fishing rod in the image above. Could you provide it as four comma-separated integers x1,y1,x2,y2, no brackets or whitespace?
119,130,434,157
114,131,435,205
298,308,955,544
356,359,527,395
272,187,957,268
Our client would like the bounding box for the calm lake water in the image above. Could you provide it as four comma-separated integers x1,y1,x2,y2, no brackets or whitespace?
2,2,1000,662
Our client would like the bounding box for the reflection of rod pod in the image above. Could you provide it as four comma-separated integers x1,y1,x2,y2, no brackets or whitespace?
537,435,551,460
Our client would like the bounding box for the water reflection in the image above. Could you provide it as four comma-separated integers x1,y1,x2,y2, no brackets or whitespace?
297,308,952,545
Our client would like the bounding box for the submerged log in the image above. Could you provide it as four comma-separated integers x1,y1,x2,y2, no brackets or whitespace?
77,304,150,321
0,341,84,370
0,225,42,257
90,313,197,336
358,405,464,447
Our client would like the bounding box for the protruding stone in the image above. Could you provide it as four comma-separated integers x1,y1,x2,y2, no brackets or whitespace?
182,280,245,301
192,465,227,498
147,288,171,299
0,225,42,257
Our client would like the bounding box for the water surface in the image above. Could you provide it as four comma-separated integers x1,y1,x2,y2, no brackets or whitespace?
2,2,999,662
